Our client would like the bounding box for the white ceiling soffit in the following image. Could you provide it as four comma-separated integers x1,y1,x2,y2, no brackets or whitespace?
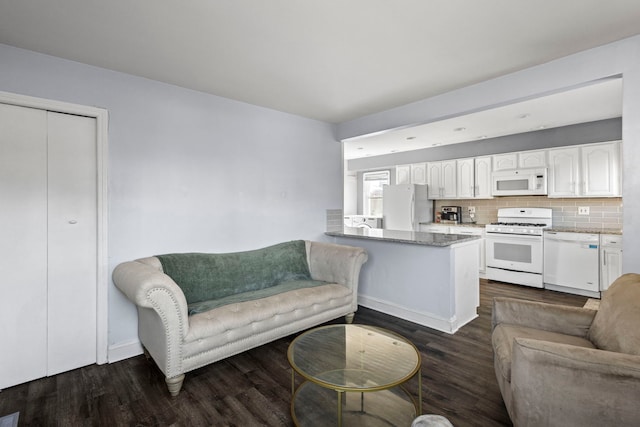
0,1,639,124
343,78,623,160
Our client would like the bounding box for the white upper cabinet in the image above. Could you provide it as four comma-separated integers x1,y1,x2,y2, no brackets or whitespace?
456,157,493,200
518,150,547,169
548,141,621,198
393,142,618,200
581,142,620,197
548,147,581,196
441,161,457,199
427,160,457,199
474,156,493,199
410,163,427,184
492,153,517,171
493,150,547,171
427,162,442,198
428,157,492,200
396,165,411,184
396,163,427,185
456,158,475,199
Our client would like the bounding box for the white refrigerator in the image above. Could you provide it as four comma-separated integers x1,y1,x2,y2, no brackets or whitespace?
382,184,432,231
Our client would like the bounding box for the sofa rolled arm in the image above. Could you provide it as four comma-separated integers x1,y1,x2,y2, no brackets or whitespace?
113,258,190,338
511,338,640,426
492,297,596,338
305,241,368,290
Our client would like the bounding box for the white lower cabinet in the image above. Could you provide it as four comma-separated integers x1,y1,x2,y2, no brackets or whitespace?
454,227,486,276
600,234,623,291
420,224,450,234
419,224,486,276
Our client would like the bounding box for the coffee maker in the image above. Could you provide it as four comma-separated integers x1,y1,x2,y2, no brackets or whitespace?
440,206,462,223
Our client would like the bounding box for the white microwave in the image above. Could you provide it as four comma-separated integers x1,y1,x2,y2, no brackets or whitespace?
491,168,547,196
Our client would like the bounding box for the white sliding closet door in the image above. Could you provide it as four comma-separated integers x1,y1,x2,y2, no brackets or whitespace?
0,104,98,389
0,104,49,388
47,111,97,376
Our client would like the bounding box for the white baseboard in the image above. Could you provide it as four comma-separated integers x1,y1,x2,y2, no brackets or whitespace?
108,339,144,363
544,283,601,298
358,295,465,334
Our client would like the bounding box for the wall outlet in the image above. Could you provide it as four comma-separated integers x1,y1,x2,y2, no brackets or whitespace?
578,206,590,215
468,206,476,214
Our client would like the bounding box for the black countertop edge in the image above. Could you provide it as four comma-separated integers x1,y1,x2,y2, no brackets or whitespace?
325,228,480,247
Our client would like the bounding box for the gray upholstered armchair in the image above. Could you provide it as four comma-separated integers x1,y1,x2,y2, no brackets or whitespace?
491,273,640,426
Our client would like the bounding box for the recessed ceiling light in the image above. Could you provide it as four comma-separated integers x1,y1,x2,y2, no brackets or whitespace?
390,149,398,153
406,136,417,140
357,147,364,150
453,127,466,132
431,143,442,147
518,114,530,119
478,135,488,139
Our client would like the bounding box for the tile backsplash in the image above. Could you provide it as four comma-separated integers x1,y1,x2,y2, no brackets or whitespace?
326,208,344,232
435,197,623,230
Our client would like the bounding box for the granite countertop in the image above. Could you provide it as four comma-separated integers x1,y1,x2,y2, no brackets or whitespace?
419,222,487,228
546,227,623,235
326,227,481,247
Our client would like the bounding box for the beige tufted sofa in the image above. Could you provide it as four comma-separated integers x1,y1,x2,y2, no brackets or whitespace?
113,240,367,396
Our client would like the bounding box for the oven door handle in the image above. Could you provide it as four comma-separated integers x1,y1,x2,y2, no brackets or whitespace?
485,233,542,241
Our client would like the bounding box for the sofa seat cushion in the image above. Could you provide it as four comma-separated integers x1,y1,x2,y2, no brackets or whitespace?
493,323,595,383
183,283,353,358
156,240,311,305
186,279,329,315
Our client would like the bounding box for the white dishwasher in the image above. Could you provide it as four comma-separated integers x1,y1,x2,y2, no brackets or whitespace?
543,231,600,298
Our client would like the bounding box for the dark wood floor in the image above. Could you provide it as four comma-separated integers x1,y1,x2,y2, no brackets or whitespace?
0,280,587,426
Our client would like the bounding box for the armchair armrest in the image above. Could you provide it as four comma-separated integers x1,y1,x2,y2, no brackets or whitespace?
511,338,640,426
305,241,368,290
492,297,596,338
113,258,189,337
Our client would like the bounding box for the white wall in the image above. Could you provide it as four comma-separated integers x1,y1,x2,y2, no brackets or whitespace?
338,35,640,273
0,44,342,357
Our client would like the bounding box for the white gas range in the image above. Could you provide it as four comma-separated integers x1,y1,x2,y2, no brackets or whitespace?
485,208,553,288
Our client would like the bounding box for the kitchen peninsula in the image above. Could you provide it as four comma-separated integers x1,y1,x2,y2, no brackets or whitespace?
325,227,480,334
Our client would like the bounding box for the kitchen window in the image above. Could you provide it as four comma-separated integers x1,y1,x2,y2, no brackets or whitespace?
363,171,389,217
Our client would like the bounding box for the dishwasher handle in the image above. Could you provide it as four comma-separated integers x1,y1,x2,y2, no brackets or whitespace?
545,236,598,244
544,233,599,244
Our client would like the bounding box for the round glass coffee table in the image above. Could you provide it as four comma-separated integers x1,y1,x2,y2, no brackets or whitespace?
287,324,422,426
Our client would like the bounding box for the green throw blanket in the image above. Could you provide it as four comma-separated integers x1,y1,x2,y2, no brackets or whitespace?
156,240,313,307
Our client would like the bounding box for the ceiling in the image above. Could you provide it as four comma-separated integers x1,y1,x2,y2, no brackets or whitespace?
344,77,623,159
1,1,639,127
